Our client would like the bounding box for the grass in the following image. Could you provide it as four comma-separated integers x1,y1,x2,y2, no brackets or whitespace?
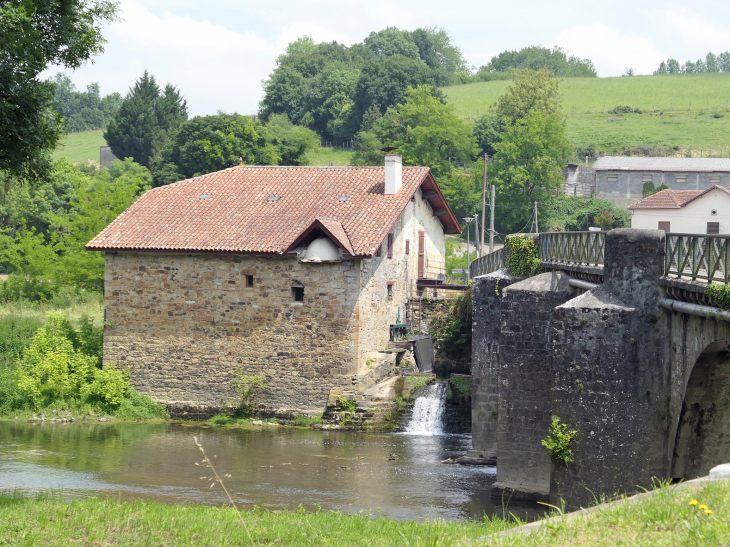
0,479,727,545
51,130,106,165
305,146,353,166
443,73,730,156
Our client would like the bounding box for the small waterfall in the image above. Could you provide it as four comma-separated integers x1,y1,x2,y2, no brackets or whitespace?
404,383,447,436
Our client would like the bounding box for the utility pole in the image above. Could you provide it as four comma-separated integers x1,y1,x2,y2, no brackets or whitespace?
489,184,495,254
474,213,484,258
480,153,488,255
463,217,473,281
533,201,539,234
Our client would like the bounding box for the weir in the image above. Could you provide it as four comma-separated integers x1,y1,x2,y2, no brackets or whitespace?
403,383,448,436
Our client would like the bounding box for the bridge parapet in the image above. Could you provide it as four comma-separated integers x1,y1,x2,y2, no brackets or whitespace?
666,233,730,284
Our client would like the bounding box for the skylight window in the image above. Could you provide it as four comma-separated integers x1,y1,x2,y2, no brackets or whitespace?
338,196,350,202
267,196,281,202
199,193,211,199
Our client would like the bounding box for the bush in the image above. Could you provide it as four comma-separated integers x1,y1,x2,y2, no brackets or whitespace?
540,196,630,232
541,415,577,466
229,369,267,417
337,397,357,412
707,284,730,310
505,234,541,277
114,388,168,420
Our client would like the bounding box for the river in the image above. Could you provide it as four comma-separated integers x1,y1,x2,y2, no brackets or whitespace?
0,421,543,522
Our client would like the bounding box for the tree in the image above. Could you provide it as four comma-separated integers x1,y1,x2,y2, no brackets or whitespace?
352,55,437,130
0,0,118,181
363,27,421,60
352,85,475,180
50,73,121,132
266,114,319,165
489,109,572,233
151,114,283,186
494,69,562,125
104,71,188,168
472,114,504,157
667,59,681,74
477,46,596,78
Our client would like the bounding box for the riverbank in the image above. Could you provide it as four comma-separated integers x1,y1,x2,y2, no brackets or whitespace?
1,477,728,546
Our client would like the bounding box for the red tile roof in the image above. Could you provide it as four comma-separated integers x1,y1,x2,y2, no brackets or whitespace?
628,185,730,209
86,165,460,256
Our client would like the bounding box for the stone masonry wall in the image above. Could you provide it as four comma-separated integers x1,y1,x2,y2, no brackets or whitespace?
103,252,360,417
493,271,572,500
470,273,518,463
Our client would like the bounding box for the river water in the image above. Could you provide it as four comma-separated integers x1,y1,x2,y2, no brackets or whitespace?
0,421,543,522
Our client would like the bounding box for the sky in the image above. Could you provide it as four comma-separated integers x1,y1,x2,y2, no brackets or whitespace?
45,0,730,117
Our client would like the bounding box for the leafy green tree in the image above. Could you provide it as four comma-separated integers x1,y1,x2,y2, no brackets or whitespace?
266,114,319,165
104,71,188,168
490,109,572,232
353,56,437,130
477,46,596,79
539,196,629,232
151,114,282,186
494,69,563,125
411,28,470,85
52,158,151,291
0,0,118,181
363,27,421,60
50,74,122,132
472,114,504,157
352,85,475,180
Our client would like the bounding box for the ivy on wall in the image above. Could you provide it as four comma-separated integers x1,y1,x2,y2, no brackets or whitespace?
505,234,542,278
707,283,730,310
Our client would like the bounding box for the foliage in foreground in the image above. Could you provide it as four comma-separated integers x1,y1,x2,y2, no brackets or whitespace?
1,479,729,546
505,235,541,278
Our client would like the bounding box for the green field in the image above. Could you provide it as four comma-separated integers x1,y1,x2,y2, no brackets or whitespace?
52,132,354,167
443,73,730,156
51,130,106,165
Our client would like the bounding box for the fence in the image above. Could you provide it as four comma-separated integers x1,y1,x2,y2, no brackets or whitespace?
539,231,605,266
665,234,730,283
469,248,506,278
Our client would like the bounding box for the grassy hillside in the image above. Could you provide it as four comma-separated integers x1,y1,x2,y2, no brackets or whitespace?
443,73,730,156
51,130,106,165
52,132,354,167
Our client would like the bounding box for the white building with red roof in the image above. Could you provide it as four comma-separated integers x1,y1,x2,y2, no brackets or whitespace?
87,156,461,417
628,185,730,234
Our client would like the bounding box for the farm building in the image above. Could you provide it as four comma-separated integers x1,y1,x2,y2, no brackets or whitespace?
594,156,730,208
86,156,460,417
628,185,730,234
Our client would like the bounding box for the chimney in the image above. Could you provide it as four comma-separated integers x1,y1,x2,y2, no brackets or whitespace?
384,154,402,195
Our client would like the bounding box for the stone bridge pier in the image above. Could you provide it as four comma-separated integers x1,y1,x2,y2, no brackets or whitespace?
471,229,730,509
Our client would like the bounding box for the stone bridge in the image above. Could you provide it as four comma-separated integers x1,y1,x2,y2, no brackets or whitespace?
469,229,730,508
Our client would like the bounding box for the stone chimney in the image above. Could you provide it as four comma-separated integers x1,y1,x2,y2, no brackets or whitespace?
384,154,402,195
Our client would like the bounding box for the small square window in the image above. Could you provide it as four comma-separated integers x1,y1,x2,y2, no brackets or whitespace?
607,173,618,183
675,174,687,184
708,222,720,235
642,174,653,183
658,221,670,232
246,275,254,288
710,174,721,184
387,283,394,301
292,286,304,302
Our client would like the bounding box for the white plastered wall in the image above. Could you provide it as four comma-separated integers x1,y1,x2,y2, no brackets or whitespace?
630,189,730,234
355,186,447,372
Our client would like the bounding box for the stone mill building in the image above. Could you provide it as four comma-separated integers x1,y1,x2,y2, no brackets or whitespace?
87,156,460,416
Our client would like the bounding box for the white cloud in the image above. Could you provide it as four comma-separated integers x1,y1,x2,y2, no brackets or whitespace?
554,24,665,76
657,10,730,55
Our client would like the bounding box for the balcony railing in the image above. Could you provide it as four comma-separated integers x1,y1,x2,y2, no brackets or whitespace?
539,231,605,266
469,248,506,278
665,233,730,284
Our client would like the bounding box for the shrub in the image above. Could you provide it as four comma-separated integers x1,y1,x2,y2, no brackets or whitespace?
337,397,357,412
449,376,472,398
592,212,616,231
114,388,168,420
229,369,267,416
541,415,577,466
505,234,541,277
85,364,129,406
707,283,730,310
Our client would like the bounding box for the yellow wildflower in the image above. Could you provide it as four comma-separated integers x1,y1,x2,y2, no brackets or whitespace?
705,509,713,515
689,500,699,506
699,504,708,510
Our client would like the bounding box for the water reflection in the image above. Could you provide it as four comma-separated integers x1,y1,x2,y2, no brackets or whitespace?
0,422,542,522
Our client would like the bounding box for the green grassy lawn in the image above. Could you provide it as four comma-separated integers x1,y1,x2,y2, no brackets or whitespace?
443,73,730,156
0,479,727,546
305,146,353,166
51,130,107,165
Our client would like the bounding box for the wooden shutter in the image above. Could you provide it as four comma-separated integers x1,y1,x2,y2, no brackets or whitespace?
418,231,425,278
387,233,393,258
658,221,670,232
405,239,410,254
707,222,720,234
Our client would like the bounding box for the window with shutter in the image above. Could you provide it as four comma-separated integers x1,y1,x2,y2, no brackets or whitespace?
707,222,720,234
658,221,670,232
387,233,393,258
405,239,410,254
